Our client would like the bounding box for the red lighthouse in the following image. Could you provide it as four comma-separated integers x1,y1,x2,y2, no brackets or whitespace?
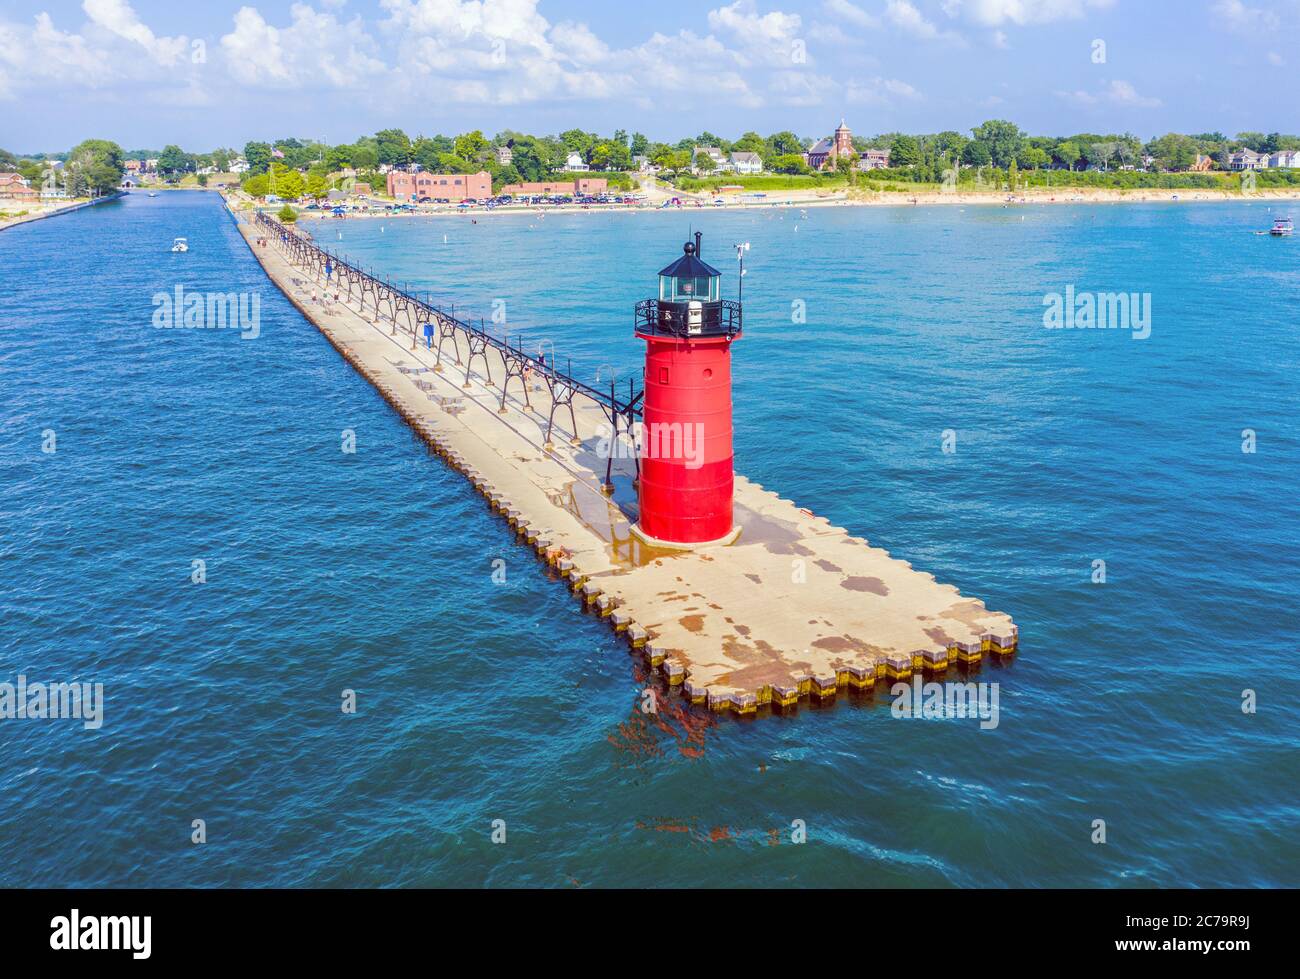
634,232,743,546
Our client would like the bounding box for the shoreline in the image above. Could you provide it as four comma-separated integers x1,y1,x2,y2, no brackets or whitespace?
0,191,126,232
266,186,1300,222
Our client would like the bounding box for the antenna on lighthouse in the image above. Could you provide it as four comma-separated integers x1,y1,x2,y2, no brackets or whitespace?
735,241,750,304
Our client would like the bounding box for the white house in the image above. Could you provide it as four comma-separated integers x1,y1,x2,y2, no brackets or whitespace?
563,151,588,172
496,145,513,165
857,149,892,171
1269,150,1300,168
229,157,250,174
729,151,762,174
1227,149,1269,171
691,145,728,173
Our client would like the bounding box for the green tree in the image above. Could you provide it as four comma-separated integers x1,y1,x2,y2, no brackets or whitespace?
629,132,649,157
768,153,810,175
157,144,192,175
453,130,488,162
890,134,922,167
961,141,992,167
767,131,803,156
374,129,412,166
1019,146,1050,170
277,204,298,223
1054,141,1081,170
1147,133,1197,171
66,139,125,195
241,173,270,197
509,136,550,182
934,131,968,161
351,144,379,170
244,141,271,174
970,119,1024,168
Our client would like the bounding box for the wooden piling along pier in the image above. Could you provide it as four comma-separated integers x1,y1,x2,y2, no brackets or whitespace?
240,210,1018,717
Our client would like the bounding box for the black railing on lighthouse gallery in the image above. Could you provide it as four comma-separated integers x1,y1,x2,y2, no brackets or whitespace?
634,298,743,339
254,210,645,485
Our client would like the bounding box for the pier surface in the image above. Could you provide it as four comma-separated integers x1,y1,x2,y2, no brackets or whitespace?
237,213,1017,714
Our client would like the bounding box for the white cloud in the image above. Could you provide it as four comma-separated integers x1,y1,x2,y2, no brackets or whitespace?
846,75,923,103
82,0,188,66
1056,78,1160,108
1211,0,1281,32
951,0,1116,25
886,0,965,41
706,0,803,67
0,12,113,99
220,3,387,88
1106,79,1160,107
824,0,882,30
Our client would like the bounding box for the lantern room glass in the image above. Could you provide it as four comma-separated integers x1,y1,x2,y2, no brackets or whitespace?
659,274,719,303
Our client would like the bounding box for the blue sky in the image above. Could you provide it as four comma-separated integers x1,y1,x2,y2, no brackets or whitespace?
2,0,1298,152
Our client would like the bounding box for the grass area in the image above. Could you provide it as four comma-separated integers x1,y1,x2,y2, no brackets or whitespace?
674,172,851,193
671,167,1300,196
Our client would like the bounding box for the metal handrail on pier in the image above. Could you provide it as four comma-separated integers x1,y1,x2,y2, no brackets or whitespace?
254,211,644,481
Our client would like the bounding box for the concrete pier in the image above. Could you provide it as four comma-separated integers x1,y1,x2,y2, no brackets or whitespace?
237,212,1017,716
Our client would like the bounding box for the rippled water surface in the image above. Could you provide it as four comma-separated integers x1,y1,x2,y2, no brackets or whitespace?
1,192,1297,887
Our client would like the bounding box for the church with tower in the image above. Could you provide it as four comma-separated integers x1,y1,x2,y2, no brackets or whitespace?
804,119,856,172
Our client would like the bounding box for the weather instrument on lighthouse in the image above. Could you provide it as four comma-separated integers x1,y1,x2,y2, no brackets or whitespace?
633,232,743,547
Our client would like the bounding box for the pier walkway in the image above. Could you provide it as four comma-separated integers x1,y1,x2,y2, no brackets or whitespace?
239,210,1017,715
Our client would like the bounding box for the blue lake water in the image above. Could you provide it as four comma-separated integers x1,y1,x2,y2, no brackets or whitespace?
1,191,1297,887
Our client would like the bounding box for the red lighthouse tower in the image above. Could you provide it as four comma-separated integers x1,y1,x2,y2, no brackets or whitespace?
634,232,743,546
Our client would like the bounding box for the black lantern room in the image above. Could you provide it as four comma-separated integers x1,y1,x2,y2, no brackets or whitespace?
635,232,742,339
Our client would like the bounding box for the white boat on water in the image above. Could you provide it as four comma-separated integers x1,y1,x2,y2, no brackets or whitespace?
171,237,188,252
147,192,159,198
1269,217,1293,237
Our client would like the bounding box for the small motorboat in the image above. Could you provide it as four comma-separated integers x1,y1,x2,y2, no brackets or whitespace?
171,237,188,252
1269,217,1294,237
147,192,159,198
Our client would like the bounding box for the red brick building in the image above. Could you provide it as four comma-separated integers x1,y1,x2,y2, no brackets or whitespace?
0,173,37,200
387,170,491,200
501,178,608,196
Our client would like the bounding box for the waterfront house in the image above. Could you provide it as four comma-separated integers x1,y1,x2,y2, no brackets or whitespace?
1191,154,1215,172
229,157,250,174
730,151,762,174
386,170,492,200
562,151,589,173
496,145,513,166
1227,149,1269,171
692,146,728,173
0,173,38,200
1269,150,1300,168
857,148,892,171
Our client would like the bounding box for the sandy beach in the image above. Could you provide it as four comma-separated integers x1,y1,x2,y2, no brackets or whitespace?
227,184,1300,224
0,193,125,232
